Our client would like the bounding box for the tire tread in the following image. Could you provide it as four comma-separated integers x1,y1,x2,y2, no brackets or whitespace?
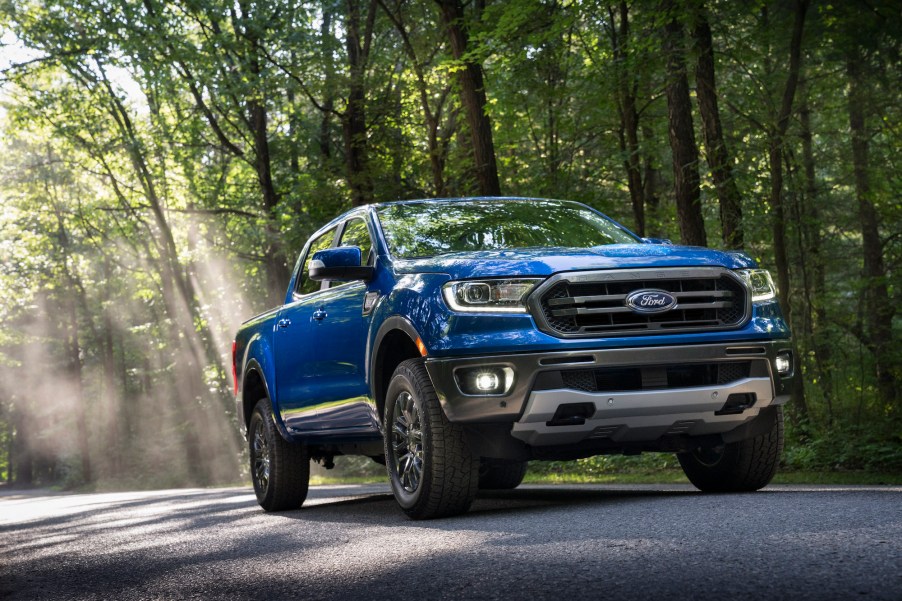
479,459,528,490
251,398,310,512
679,406,783,492
386,359,479,519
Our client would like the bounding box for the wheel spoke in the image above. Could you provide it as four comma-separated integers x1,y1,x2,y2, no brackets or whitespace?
408,456,422,490
408,428,421,445
399,453,414,489
390,390,425,494
251,422,270,492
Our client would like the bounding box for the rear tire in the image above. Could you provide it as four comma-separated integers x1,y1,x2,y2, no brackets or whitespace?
249,397,310,511
678,406,784,492
478,459,528,490
384,359,479,519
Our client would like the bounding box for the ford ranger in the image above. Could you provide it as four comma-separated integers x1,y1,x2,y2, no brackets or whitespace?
232,197,793,519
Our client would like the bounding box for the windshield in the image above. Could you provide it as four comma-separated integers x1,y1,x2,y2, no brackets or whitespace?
376,199,639,259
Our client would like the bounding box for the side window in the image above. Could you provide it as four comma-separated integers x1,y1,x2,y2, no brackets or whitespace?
339,218,374,266
296,228,336,296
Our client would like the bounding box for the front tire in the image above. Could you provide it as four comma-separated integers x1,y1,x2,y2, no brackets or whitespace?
678,406,784,492
384,359,479,519
249,397,310,511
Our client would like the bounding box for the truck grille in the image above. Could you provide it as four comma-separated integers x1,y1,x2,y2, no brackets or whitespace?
531,267,749,337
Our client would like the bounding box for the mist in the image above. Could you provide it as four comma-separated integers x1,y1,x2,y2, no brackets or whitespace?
0,207,252,489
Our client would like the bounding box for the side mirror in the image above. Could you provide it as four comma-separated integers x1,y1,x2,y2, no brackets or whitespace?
309,246,375,282
642,237,673,245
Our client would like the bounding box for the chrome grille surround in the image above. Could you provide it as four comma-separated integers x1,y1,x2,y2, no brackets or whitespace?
528,267,752,338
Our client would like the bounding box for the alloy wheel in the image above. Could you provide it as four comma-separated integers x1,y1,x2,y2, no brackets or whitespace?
252,420,271,494
391,391,424,493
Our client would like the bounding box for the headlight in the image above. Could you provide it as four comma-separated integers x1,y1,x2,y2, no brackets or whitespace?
442,279,542,313
736,269,776,302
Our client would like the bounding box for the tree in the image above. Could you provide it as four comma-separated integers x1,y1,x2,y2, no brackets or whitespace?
847,45,897,408
661,0,706,246
691,0,743,248
436,0,501,196
607,2,646,236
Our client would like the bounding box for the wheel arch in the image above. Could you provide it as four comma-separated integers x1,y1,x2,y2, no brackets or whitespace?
370,316,424,425
242,361,270,431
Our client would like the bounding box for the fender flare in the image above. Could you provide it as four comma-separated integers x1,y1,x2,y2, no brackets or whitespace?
368,315,423,413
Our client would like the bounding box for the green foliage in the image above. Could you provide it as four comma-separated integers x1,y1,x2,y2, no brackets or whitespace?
784,426,902,472
529,453,681,480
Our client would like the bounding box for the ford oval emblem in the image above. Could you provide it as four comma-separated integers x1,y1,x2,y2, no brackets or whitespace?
625,289,677,313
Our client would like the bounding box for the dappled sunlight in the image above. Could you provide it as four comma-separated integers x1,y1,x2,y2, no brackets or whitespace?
0,137,252,489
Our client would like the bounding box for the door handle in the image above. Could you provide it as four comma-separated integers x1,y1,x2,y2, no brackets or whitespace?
312,309,328,322
277,318,291,329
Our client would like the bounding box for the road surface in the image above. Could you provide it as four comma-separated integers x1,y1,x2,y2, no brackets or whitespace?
1,483,900,600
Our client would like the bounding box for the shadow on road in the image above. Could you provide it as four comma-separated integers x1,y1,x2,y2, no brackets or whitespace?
281,485,700,528
2,484,900,601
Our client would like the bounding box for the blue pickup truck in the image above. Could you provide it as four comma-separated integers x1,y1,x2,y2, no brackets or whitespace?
232,197,794,519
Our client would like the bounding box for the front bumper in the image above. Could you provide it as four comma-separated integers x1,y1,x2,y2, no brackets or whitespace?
424,341,793,446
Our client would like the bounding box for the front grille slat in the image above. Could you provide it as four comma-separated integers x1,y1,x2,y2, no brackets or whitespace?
673,290,733,299
552,306,634,317
673,301,732,310
534,268,749,337
547,293,627,306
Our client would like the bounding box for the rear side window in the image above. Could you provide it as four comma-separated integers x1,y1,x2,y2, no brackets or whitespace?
339,218,374,266
296,228,336,296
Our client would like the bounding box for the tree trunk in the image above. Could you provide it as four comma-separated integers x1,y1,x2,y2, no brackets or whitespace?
642,115,662,238
766,0,808,424
100,305,122,477
692,1,743,249
50,195,93,483
66,296,92,483
610,2,645,236
11,405,31,485
249,101,291,299
319,6,335,161
847,49,897,408
378,0,451,196
799,83,832,421
661,0,706,246
343,0,376,206
437,0,501,196
768,0,807,322
5,413,12,484
237,3,291,301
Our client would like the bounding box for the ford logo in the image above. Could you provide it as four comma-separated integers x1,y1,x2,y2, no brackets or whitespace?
625,289,677,313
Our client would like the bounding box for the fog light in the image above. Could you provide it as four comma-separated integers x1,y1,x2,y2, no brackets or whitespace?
775,352,792,375
475,372,500,392
455,366,514,396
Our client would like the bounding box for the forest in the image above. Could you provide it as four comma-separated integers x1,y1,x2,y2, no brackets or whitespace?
0,0,899,488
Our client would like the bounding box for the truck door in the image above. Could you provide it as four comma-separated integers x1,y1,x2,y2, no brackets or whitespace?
273,226,336,433
310,217,380,434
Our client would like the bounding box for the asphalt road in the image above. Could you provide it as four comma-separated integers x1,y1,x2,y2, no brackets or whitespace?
1,483,900,601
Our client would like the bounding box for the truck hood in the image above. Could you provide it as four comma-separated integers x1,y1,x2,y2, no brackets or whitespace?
392,244,757,278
